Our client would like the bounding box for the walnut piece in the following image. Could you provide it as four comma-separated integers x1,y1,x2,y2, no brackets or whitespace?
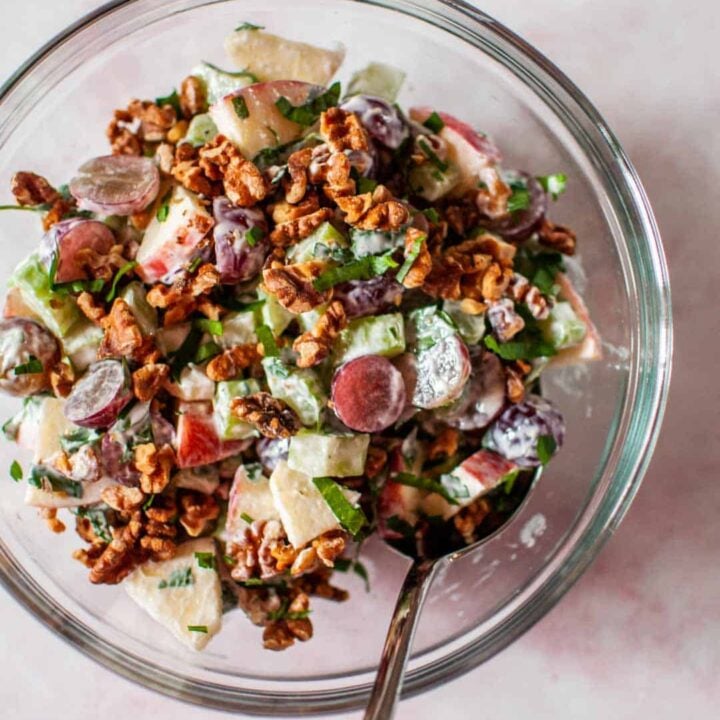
335,185,408,231
134,443,176,494
101,485,145,513
538,217,577,255
230,392,301,439
454,498,491,544
271,194,321,225
98,298,146,361
292,300,347,368
49,361,76,398
428,427,460,461
228,519,294,581
77,291,107,324
262,260,331,313
506,361,531,404
180,75,208,118
320,107,371,153
284,147,313,204
178,489,220,537
106,109,142,156
39,507,66,534
400,227,432,289
128,99,177,142
487,298,525,342
132,363,170,402
11,172,60,207
146,263,220,326
269,207,334,247
206,343,263,381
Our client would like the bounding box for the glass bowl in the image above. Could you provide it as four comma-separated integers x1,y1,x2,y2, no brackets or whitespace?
0,0,671,714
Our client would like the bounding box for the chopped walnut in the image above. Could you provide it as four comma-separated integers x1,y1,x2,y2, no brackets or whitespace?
481,262,513,302
471,234,517,268
42,197,77,232
262,259,331,313
538,217,577,255
101,485,145,513
134,443,176,494
178,489,220,537
49,361,75,398
39,507,65,534
128,99,177,142
487,298,525,342
11,172,60,206
289,531,347,576
364,446,388,479
269,207,335,247
293,300,347,368
475,169,512,220
77,291,107,324
228,519,293,581
172,158,218,196
87,514,144,584
506,360,531,404
400,227,432,289
230,392,301,439
421,255,464,300
508,273,551,320
428,427,460,461
284,147,313,204
132,363,170,402
454,498,491,544
98,298,146,360
180,75,208,118
144,494,178,524
106,108,142,156
270,194,320,224
146,263,220,326
335,185,409,231
320,107,371,153
206,343,263,381
321,152,356,201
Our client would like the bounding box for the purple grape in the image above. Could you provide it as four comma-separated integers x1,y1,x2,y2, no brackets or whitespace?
212,197,269,285
151,406,176,447
64,360,132,429
0,318,60,397
100,433,140,486
411,335,472,409
340,95,409,149
333,276,404,319
256,437,289,473
490,172,547,242
437,350,506,430
484,394,565,468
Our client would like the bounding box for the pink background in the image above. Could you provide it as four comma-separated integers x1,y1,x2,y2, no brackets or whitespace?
0,0,715,718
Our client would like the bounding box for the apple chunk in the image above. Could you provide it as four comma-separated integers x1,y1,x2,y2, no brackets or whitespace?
135,186,214,284
210,81,320,159
176,402,248,468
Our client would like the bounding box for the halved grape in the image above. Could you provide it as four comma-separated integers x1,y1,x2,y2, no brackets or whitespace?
437,350,506,430
69,155,160,216
411,334,471,409
64,360,133,428
340,95,409,149
40,218,115,283
490,172,547,241
100,433,140,487
0,318,60,397
256,437,290,474
333,276,404,319
331,355,406,432
484,394,565,467
213,197,270,284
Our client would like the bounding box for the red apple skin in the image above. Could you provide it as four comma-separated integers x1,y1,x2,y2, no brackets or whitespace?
176,402,247,468
377,481,422,540
550,273,602,367
459,450,518,493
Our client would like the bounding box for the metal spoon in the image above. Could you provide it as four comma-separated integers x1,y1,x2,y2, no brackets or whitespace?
363,467,543,720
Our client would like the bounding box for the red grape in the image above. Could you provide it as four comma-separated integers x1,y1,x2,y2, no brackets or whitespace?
340,95,409,149
490,171,547,241
64,360,133,428
69,155,160,216
256,437,289,473
331,355,407,432
333,276,404,319
411,335,471,409
0,318,60,397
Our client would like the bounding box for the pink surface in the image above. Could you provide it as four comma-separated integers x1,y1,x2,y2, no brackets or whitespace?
0,0,716,718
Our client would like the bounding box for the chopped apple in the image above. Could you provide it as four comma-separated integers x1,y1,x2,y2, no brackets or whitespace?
225,464,280,539
176,402,247,468
135,186,214,284
377,481,422,540
209,81,319,159
165,364,215,401
224,29,344,86
125,538,222,651
421,450,518,520
24,476,119,509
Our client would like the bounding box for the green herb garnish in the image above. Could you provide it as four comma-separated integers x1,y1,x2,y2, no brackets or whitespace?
0,204,48,213
423,207,440,223
187,625,208,633
13,356,43,375
537,435,557,465
194,341,222,364
422,111,445,134
394,472,460,505
194,551,217,570
155,89,181,116
169,325,204,380
143,493,156,511
159,567,194,589
194,318,223,336
312,477,368,536
256,324,279,357
507,180,531,213
27,465,83,498
417,138,448,172
313,252,398,292
200,61,258,83
60,428,102,454
232,95,250,120
502,469,521,495
240,512,254,524
275,82,341,126
395,233,426,284
357,177,378,194
246,226,264,247
484,334,556,361
10,460,22,482
537,173,568,201
235,21,264,31
75,506,112,542
187,256,204,273
105,261,138,303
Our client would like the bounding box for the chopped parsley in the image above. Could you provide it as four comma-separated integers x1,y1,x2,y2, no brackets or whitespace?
537,435,557,465
156,189,172,222
246,226,264,247
357,177,379,194
422,111,445,134
9,460,22,482
394,472,459,505
194,341,222,364
194,551,217,570
105,261,138,302
187,625,208,633
256,324,279,357
27,465,83,498
75,506,112,542
187,256,204,273
240,512,254,524
422,207,440,223
235,21,264,31
502,469,520,495
507,179,531,213
232,95,250,120
537,173,568,201
200,61,258,83
313,252,399,292
334,558,371,592
484,333,556,361
515,248,565,296
275,82,341,126
194,318,223,336
159,567,194,589
396,232,426,283
155,89,182,116
13,356,43,375
60,428,102,454
312,477,368,537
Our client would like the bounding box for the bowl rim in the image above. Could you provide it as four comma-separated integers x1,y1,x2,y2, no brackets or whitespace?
0,0,672,714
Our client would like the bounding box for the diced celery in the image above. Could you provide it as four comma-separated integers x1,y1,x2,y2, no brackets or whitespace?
263,358,326,426
346,62,406,102
286,222,348,263
351,228,404,258
409,162,460,202
61,320,104,371
408,306,457,350
443,300,486,345
287,430,370,478
540,301,587,350
219,310,257,348
8,254,81,337
183,113,218,147
191,62,255,104
334,313,406,365
214,378,260,440
120,281,158,336
259,289,295,329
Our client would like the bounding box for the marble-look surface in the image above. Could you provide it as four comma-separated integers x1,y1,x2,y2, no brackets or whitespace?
0,0,716,718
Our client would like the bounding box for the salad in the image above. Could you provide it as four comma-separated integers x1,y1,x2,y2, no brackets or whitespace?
0,24,600,652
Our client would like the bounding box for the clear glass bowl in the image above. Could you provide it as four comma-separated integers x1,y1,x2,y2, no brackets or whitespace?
0,0,671,714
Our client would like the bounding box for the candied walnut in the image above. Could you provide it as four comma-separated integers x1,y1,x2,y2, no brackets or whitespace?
132,363,170,402
73,542,106,568
139,535,176,560
320,107,371,153
180,75,208,118
88,531,138,585
480,262,513,302
454,498,491,544
172,159,217,196
506,360,531,404
98,298,145,360
101,485,145,513
229,519,292,581
269,207,334,247
107,108,142,156
154,142,175,175
443,201,479,237
293,300,347,368
198,134,237,179
75,242,130,283
400,227,432,289
39,507,65,534
144,494,178,524
507,273,551,320
538,217,577,256
322,152,356,201
11,172,60,207
178,490,220,537
284,147,313,204
224,157,269,207
471,234,517,268
421,255,464,300
289,531,347,576
335,185,408,231
487,298,525,342
296,567,349,602
475,170,511,220
364,446,388,479
128,99,177,142
206,343,262,381
134,443,176,494
428,427,460,461
458,297,487,315
49,361,76,398
146,263,220,326
77,291,107,324
270,194,320,224
262,259,331,313
231,392,301,439
42,197,77,232
263,621,297,651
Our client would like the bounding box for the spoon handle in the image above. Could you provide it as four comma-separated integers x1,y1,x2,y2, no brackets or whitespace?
364,558,439,720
